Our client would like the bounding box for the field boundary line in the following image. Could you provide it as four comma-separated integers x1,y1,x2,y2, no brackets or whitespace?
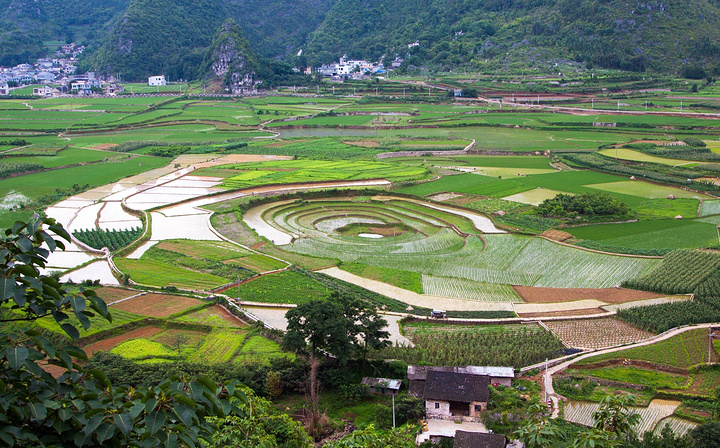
537,235,664,259
541,322,720,419
107,291,147,306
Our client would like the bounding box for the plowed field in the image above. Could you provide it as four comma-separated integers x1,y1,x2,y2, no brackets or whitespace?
111,293,203,317
514,286,663,304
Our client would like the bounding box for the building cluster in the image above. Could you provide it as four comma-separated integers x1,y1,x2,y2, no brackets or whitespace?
365,365,522,447
315,54,403,81
0,44,122,97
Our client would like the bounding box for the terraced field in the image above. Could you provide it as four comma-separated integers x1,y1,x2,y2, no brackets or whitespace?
246,197,661,302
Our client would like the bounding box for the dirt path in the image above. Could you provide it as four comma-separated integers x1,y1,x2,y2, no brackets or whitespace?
319,267,515,311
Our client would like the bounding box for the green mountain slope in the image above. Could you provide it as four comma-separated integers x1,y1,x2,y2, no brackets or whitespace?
306,0,720,72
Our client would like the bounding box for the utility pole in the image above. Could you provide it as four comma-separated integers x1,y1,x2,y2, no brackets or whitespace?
392,393,396,428
710,325,714,365
544,358,549,404
592,98,594,109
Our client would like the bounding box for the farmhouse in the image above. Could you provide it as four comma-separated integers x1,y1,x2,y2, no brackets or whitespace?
0,83,8,95
423,370,490,421
408,365,515,394
148,75,167,86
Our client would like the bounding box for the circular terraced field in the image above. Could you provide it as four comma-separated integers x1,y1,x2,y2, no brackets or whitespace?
245,196,663,305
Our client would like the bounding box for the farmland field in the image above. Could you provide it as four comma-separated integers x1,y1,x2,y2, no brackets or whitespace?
576,329,720,368
110,293,205,317
376,322,565,367
253,197,661,300
544,318,655,349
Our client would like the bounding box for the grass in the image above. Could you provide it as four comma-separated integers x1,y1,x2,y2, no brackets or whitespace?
229,270,331,304
234,335,292,365
33,308,144,339
586,181,711,200
188,330,247,364
395,173,496,196
598,148,699,166
577,329,720,369
566,218,720,251
570,366,688,390
342,263,422,293
1,147,114,168
111,339,175,362
114,258,230,290
197,159,429,190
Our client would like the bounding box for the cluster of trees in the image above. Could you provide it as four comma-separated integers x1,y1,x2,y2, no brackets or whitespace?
0,162,44,179
536,193,630,219
73,227,143,251
147,145,192,158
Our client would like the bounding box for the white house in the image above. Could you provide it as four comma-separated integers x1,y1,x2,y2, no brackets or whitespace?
0,83,8,95
148,75,166,86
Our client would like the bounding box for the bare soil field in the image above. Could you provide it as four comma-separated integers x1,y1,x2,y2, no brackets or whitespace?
514,286,663,304
517,308,607,318
544,318,655,349
83,326,163,355
95,287,138,304
541,230,575,242
111,293,204,317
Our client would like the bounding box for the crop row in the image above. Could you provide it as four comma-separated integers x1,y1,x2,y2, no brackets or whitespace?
74,227,143,251
622,249,720,294
375,326,564,368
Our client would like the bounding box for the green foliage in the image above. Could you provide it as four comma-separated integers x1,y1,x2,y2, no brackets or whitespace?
684,137,707,148
622,249,720,295
0,162,44,179
537,193,630,218
73,227,143,251
0,217,247,447
376,324,565,367
147,145,192,157
618,298,720,333
576,329,719,368
208,388,313,448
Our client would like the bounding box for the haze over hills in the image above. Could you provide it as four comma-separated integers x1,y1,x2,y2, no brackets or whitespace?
2,0,720,79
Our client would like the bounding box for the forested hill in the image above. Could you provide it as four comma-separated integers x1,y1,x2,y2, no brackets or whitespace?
2,0,720,78
306,0,720,73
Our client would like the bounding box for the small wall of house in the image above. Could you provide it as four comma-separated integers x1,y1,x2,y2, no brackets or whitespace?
492,377,513,387
426,400,451,419
469,401,486,418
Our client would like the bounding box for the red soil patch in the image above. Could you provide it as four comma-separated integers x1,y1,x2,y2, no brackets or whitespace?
541,230,575,242
514,286,664,304
111,293,203,317
517,308,607,318
92,143,119,150
83,326,162,355
94,287,138,304
251,242,266,250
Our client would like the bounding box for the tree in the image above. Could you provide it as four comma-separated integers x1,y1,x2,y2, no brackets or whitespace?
690,420,720,448
283,300,350,425
331,293,390,372
0,217,246,447
208,387,312,448
593,394,640,437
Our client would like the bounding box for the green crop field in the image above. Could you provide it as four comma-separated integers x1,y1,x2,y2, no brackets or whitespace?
114,258,230,290
188,330,247,364
376,323,564,367
566,218,720,251
229,270,331,304
196,159,429,190
577,329,719,368
396,173,496,196
569,366,688,390
261,198,660,290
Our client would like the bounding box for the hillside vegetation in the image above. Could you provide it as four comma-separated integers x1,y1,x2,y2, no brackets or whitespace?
4,0,720,78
